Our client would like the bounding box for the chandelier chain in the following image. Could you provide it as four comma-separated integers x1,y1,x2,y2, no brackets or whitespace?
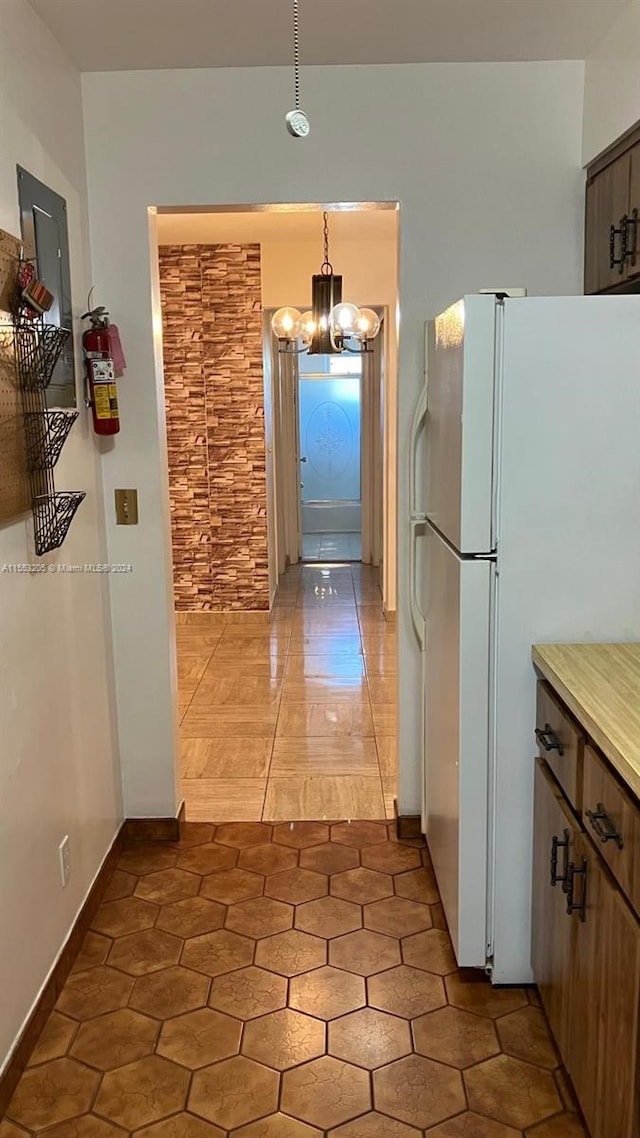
293,0,301,111
321,210,333,275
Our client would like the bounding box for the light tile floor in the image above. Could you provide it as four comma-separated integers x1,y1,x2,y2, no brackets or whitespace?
178,564,396,823
302,533,362,562
2,821,587,1136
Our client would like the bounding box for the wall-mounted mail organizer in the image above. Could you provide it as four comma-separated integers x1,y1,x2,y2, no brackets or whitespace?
13,319,85,555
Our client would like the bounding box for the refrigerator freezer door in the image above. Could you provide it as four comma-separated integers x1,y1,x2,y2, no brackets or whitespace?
424,524,493,967
426,295,497,554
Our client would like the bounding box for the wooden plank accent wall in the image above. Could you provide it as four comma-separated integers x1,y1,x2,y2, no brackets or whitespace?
159,243,268,611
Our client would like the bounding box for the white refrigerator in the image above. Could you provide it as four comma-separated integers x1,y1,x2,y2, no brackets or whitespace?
410,293,640,985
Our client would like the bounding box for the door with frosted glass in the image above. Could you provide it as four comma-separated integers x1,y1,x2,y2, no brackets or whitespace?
297,362,362,560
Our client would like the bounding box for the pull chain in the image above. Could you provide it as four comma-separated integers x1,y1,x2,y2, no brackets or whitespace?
293,0,300,112
285,0,310,137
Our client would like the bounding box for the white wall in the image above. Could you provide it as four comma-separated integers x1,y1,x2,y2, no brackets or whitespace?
583,0,640,164
0,0,120,1073
82,60,585,823
260,236,398,610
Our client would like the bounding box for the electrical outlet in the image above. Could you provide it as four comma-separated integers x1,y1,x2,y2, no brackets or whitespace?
59,835,71,888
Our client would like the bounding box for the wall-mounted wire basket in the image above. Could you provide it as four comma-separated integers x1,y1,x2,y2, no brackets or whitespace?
3,312,85,555
24,410,80,471
32,491,86,556
14,322,71,391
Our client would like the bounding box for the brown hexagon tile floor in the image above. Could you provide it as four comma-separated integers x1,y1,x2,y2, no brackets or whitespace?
289,966,366,1020
106,928,182,975
295,895,361,937
156,1007,241,1067
464,1054,562,1130
330,1114,422,1137
373,1053,466,1129
225,894,294,937
156,895,226,938
135,1118,224,1138
93,1055,189,1129
328,1007,411,1067
329,929,400,975
129,965,209,1018
26,1012,76,1066
281,1055,371,1129
5,1058,99,1131
242,1008,325,1069
265,866,328,904
189,1054,279,1128
208,965,287,1018
72,930,112,973
330,865,393,904
200,866,263,903
273,821,329,848
3,822,585,1138
299,841,359,874
70,1009,159,1069
363,894,432,937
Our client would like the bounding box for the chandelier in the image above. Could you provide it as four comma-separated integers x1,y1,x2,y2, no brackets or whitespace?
271,211,381,356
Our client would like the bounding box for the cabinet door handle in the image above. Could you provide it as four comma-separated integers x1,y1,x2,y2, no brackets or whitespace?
610,215,628,274
550,830,570,888
535,724,564,755
566,857,587,921
626,208,638,268
586,804,624,849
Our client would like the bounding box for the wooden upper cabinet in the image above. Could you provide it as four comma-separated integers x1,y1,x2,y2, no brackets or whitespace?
584,151,631,294
584,121,640,294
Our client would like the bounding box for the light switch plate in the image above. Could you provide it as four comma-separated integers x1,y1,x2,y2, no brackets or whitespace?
115,488,139,525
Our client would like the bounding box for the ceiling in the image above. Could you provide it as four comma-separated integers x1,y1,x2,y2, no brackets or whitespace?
156,207,398,245
28,0,629,72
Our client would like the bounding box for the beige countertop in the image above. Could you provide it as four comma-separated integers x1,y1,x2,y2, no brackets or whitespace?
532,643,640,799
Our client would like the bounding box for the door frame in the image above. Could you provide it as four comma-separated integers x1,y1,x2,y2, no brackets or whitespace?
266,305,385,578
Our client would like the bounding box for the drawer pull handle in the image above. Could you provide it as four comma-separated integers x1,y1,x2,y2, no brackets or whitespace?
550,830,569,888
610,215,628,273
586,804,624,850
566,857,587,921
627,208,638,268
535,724,564,756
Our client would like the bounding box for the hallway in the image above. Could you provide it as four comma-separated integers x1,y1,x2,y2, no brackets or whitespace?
2,821,583,1136
178,564,396,824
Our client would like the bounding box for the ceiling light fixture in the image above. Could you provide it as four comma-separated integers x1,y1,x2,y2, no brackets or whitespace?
271,211,381,356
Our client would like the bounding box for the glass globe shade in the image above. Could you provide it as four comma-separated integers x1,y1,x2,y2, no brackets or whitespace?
329,302,360,337
272,307,302,340
300,310,316,344
355,307,381,341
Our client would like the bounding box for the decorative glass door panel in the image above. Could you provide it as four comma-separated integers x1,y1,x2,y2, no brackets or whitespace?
298,376,361,502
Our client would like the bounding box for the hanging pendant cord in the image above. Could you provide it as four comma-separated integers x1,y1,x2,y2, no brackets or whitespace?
321,210,333,275
293,0,301,112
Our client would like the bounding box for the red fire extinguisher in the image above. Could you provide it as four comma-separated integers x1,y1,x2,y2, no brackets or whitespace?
82,305,120,436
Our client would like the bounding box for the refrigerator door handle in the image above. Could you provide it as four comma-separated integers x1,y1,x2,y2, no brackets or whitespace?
409,384,428,519
410,517,426,651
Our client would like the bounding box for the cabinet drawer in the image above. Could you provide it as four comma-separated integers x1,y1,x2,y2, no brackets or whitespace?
536,682,583,808
583,744,640,913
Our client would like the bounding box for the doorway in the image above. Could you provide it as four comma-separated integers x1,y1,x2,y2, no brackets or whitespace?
298,352,362,562
271,308,385,578
154,202,398,822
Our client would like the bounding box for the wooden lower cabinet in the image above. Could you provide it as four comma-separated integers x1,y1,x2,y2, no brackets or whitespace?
532,760,640,1138
589,833,640,1138
532,759,577,1056
566,830,604,1135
